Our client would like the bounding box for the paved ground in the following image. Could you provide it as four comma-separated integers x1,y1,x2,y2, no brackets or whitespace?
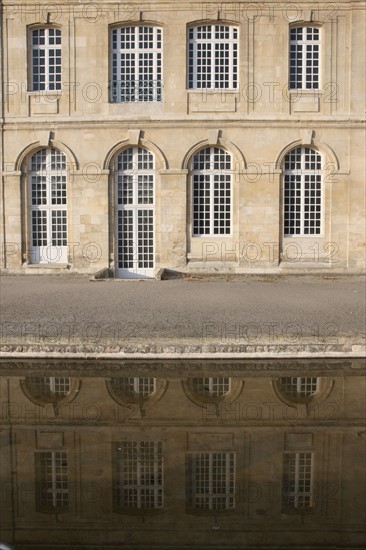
0,275,365,356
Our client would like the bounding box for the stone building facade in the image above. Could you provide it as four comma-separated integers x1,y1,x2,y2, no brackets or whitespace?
0,1,365,277
0,359,365,548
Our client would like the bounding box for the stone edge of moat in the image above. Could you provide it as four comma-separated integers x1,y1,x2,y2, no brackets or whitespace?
0,341,365,359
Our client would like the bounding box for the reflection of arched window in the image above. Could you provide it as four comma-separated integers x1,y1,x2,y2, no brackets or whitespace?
25,376,70,401
28,148,68,264
183,377,243,410
279,377,318,400
110,377,156,398
190,377,231,397
283,147,322,236
191,147,232,236
188,24,238,89
273,376,333,409
22,376,79,412
106,378,167,415
110,25,162,102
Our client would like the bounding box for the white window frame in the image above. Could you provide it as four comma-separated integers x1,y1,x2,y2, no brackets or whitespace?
289,25,321,90
35,451,69,511
188,24,238,89
30,27,62,91
283,452,314,509
283,146,323,237
191,147,233,237
110,25,162,102
28,148,68,264
114,441,163,509
114,147,155,278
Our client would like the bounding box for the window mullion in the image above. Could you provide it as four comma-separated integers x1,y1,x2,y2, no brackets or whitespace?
46,148,52,245
225,453,230,508
211,30,216,89
194,33,198,88
294,453,300,507
51,452,57,507
229,40,233,88
302,34,307,89
209,453,213,510
137,444,142,508
209,172,214,235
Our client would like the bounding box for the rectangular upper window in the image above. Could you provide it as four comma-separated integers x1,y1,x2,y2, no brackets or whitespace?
188,25,238,90
110,26,162,102
31,28,62,91
289,26,320,89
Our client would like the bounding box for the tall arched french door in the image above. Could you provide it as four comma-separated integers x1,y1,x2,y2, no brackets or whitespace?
28,148,68,264
114,147,155,278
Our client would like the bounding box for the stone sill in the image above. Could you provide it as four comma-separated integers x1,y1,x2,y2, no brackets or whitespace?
22,262,70,269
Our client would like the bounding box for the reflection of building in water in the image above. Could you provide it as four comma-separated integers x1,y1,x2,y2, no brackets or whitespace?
0,363,365,548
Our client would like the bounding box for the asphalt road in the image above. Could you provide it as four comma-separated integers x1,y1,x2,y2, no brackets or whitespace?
0,275,365,346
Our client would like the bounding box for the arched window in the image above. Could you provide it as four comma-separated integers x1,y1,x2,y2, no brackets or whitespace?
110,25,162,102
188,24,238,89
28,148,68,264
289,26,320,89
114,147,155,278
30,28,62,91
283,147,322,236
191,147,232,236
